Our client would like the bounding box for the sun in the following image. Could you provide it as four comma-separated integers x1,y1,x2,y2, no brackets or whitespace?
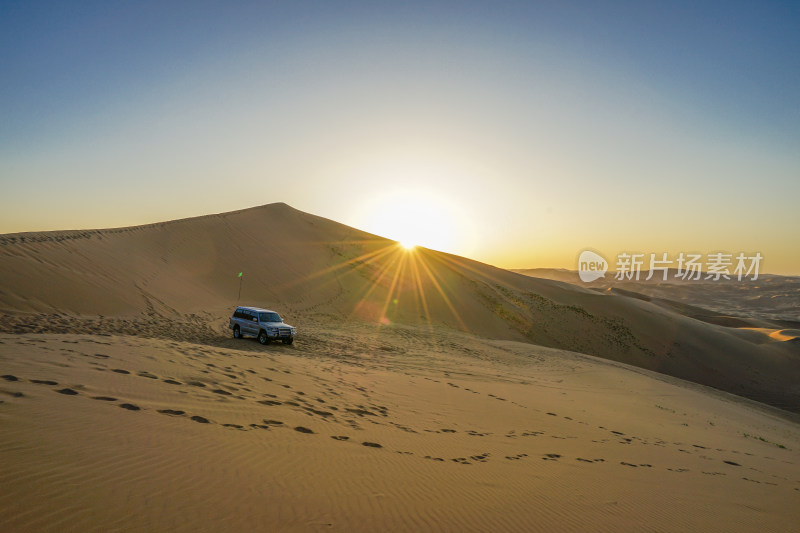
356,190,459,253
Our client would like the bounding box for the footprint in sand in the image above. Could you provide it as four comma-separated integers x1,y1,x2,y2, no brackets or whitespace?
31,379,59,385
119,403,140,410
191,416,210,424
346,408,375,417
294,426,314,434
1,375,20,382
57,388,79,395
331,436,349,441
302,407,333,417
158,409,185,416
92,396,117,401
222,423,244,429
505,453,528,460
112,369,130,374
542,453,561,461
163,379,182,385
137,371,158,380
362,442,382,448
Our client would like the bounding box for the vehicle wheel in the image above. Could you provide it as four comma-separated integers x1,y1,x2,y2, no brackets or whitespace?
233,326,241,339
282,338,293,345
258,331,270,345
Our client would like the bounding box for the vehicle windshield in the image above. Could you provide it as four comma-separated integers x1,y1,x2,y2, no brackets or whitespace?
259,312,282,323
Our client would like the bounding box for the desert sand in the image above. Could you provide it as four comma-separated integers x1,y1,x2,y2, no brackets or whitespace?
1,203,799,531
515,268,800,325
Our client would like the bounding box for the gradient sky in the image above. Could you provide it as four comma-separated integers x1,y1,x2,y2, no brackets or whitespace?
2,1,799,274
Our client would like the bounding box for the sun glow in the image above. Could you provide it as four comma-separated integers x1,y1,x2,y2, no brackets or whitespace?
355,190,466,254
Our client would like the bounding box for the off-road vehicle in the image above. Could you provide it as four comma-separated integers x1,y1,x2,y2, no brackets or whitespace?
229,306,296,345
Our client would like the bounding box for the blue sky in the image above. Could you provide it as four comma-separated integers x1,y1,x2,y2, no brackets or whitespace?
2,1,798,272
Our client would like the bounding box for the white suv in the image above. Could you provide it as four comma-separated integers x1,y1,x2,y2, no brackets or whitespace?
229,306,296,345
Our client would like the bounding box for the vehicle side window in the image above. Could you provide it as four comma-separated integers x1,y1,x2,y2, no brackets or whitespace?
234,309,243,319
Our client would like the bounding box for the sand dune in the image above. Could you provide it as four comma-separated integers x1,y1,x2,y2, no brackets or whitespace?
741,328,800,343
1,203,799,412
515,268,800,324
2,203,800,530
2,330,799,532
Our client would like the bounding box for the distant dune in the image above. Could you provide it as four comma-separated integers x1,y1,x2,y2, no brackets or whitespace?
514,267,800,324
1,202,799,414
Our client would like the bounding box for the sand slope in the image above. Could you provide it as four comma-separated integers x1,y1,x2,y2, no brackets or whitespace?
1,203,799,412
2,330,799,532
514,268,800,324
2,204,800,531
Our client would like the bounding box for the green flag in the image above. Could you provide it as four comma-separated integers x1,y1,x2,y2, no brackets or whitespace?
237,272,243,277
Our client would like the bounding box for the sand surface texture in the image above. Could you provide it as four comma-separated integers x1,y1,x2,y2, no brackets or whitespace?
2,330,799,532
1,203,799,531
